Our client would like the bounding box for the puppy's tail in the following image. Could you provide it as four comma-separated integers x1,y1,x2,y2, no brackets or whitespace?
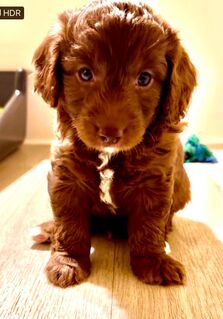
30,220,54,243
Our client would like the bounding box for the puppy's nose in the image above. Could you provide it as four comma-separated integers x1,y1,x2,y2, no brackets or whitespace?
98,127,123,145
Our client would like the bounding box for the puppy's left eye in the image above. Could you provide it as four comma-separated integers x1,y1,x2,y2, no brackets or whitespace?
137,71,152,87
78,67,94,81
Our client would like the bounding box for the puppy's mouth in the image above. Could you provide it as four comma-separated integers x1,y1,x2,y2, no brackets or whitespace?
98,138,121,154
97,135,142,153
99,134,122,149
76,119,145,153
101,146,119,154
77,128,145,153
92,126,126,152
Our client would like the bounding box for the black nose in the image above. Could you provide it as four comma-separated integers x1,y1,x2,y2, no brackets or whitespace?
98,127,123,145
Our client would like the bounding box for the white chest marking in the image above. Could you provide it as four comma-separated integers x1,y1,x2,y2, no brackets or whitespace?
98,149,117,211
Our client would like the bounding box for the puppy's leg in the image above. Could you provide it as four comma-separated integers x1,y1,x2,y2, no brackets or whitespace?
165,142,191,238
45,169,93,288
165,165,191,238
127,190,186,286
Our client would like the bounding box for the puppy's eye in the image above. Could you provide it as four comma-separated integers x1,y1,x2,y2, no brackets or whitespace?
137,71,152,87
78,68,93,81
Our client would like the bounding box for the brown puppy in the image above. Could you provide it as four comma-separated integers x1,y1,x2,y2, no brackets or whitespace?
33,0,196,287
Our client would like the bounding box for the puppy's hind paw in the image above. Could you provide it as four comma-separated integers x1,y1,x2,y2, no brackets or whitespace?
30,220,54,243
30,226,50,243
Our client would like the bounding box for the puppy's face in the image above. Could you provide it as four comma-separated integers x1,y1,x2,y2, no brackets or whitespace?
33,1,196,152
61,11,168,151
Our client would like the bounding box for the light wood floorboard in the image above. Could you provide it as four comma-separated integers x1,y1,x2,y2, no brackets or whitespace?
0,144,50,191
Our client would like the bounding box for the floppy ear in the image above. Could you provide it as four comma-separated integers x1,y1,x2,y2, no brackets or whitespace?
32,11,73,107
160,37,197,131
33,34,61,107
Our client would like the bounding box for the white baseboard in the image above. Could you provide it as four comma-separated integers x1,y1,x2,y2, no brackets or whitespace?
24,139,52,145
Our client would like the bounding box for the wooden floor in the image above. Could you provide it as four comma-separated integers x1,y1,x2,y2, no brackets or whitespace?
0,144,50,191
0,145,223,319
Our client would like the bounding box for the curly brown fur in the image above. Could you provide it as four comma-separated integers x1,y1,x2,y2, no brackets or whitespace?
33,0,196,288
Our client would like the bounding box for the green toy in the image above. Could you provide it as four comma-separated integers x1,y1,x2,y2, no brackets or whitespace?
184,135,217,163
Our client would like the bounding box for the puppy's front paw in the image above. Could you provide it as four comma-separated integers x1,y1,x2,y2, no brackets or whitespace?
45,253,90,288
131,254,185,285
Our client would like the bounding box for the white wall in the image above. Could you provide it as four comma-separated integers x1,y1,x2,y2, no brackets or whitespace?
0,0,222,145
156,0,223,145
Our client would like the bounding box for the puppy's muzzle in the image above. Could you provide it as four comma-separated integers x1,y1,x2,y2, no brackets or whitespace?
98,126,123,146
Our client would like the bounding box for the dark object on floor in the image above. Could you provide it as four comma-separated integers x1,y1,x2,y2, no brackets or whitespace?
0,69,27,161
184,135,217,163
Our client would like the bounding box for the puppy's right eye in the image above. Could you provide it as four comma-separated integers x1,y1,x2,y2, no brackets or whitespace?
78,68,93,82
137,71,152,87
